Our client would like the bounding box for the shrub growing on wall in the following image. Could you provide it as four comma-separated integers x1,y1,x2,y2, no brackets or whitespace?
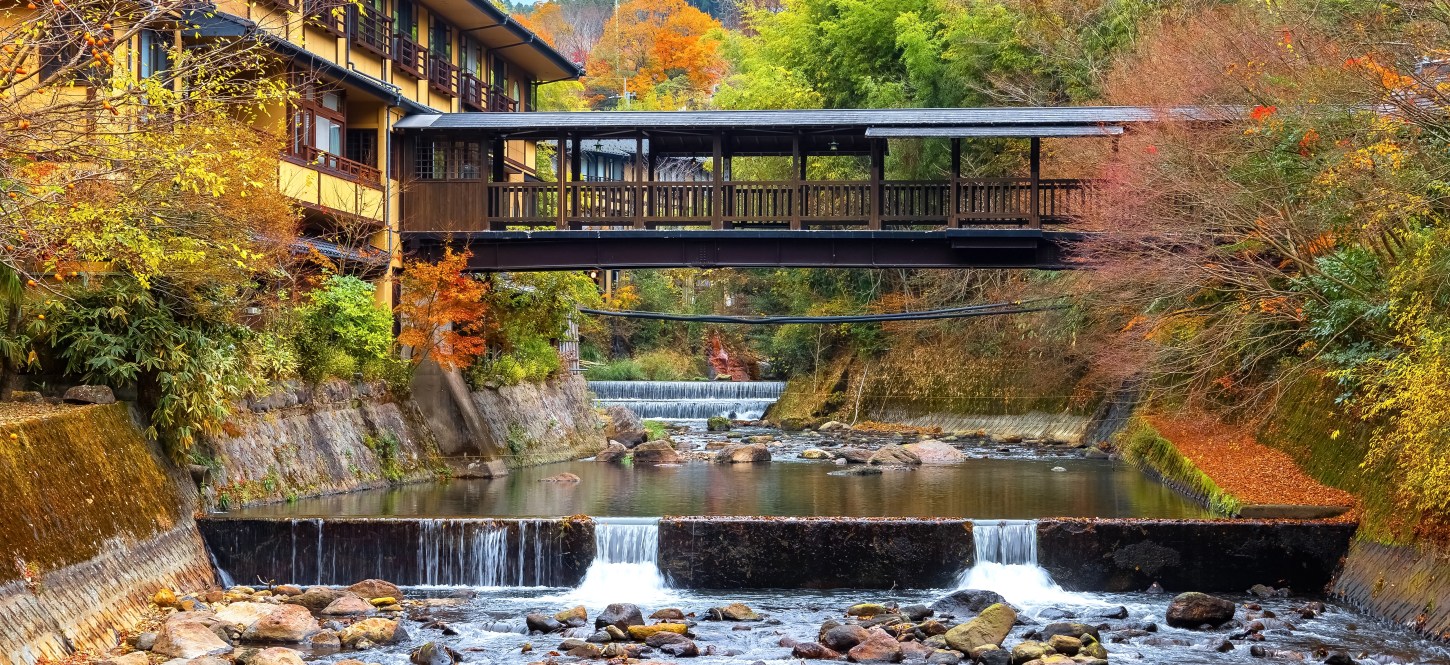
297,275,397,383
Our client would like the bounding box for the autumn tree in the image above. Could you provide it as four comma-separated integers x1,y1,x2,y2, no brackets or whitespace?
584,0,727,109
398,248,489,370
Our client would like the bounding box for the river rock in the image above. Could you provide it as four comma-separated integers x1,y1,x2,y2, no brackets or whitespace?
597,602,645,630
651,608,686,620
711,602,761,620
63,384,115,404
596,441,629,462
555,605,588,626
605,405,648,446
1011,640,1054,664
715,443,772,463
1166,592,1236,628
1078,636,1107,660
213,602,276,630
309,629,342,650
273,585,303,596
647,631,700,656
321,594,376,616
822,624,871,651
819,420,851,432
1037,622,1099,641
848,627,904,663
944,603,1016,655
285,587,344,613
152,620,233,658
627,623,687,640
868,445,921,466
930,589,1010,618
902,440,966,464
901,604,934,621
838,448,874,464
339,618,406,646
250,647,307,665
541,472,581,482
97,653,149,665
410,641,462,665
848,603,890,617
926,649,962,665
974,645,1010,665
793,642,842,659
1045,635,1080,656
632,440,682,464
526,612,564,633
347,579,402,600
801,448,834,460
243,604,319,643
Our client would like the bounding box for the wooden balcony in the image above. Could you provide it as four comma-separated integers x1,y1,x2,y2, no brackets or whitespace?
402,178,1092,232
392,34,426,79
428,55,458,97
350,7,392,57
460,74,519,112
286,144,382,187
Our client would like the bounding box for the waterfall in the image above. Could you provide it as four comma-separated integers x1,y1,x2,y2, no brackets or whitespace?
417,519,561,587
957,519,1085,608
568,517,672,604
589,380,785,420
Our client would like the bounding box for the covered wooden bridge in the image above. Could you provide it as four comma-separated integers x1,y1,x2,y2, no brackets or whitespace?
395,106,1214,270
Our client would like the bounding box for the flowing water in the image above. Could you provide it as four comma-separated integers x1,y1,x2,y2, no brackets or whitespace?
957,519,1101,610
565,517,672,605
589,380,785,419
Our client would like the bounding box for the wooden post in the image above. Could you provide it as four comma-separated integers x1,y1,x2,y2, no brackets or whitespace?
491,138,506,229
790,133,802,230
570,134,582,228
711,131,723,230
633,134,645,229
1029,137,1041,229
949,138,960,228
479,134,491,231
868,138,883,230
556,132,567,229
723,132,733,228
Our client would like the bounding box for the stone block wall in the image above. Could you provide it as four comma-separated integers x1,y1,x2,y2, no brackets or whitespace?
469,374,604,468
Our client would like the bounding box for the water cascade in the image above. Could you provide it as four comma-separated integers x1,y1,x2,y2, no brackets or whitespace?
588,380,785,420
957,519,1085,608
418,519,562,587
569,517,671,604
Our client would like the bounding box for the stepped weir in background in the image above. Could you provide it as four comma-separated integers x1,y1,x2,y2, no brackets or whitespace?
588,380,786,419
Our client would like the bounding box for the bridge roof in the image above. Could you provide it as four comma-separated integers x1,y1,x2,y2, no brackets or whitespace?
395,106,1230,134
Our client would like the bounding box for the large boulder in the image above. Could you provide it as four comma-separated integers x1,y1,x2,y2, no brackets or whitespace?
339,618,407,647
320,594,376,616
596,441,629,463
1037,622,1099,642
411,641,463,665
838,448,875,464
555,605,588,626
97,654,149,665
213,602,277,631
715,443,771,464
62,384,115,404
943,603,1016,655
847,627,904,663
527,612,565,633
647,631,700,657
605,406,648,446
822,624,871,652
1010,641,1054,665
152,620,233,659
902,440,966,465
632,440,681,464
1166,592,1236,628
710,602,761,620
868,445,921,466
627,623,688,640
242,604,320,643
930,589,1010,618
250,648,306,665
793,642,842,659
285,586,345,613
347,579,402,600
596,603,645,631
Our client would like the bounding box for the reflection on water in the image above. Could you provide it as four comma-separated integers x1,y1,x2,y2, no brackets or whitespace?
226,457,1211,519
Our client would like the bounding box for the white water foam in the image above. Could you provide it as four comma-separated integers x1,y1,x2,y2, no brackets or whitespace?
956,519,1098,609
565,517,674,605
589,381,785,420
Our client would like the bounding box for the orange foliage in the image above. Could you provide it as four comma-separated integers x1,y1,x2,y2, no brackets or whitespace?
396,248,488,369
515,3,565,54
584,0,725,105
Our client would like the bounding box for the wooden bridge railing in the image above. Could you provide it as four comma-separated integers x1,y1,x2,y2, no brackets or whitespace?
403,178,1093,232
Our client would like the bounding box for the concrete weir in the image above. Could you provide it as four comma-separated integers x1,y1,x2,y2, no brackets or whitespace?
199,515,1355,591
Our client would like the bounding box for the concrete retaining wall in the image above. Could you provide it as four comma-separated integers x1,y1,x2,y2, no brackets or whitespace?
1333,539,1450,637
659,517,974,589
1038,518,1356,593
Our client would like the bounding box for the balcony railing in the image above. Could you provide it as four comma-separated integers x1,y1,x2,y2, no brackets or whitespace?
350,7,392,57
392,34,426,79
287,144,382,187
302,0,348,36
402,178,1093,232
459,72,520,112
428,55,458,97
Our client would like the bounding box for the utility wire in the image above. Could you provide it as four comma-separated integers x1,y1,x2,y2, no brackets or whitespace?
577,298,1069,325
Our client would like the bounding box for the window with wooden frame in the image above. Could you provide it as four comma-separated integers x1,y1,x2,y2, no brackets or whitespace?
426,14,457,96
289,80,347,158
413,139,482,181
350,0,391,57
391,0,425,78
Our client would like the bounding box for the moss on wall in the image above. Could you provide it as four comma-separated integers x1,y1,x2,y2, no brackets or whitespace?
1115,415,1241,516
0,404,187,584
